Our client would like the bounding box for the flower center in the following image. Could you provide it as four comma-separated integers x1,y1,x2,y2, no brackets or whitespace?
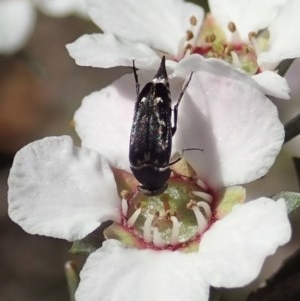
120,174,216,251
181,14,269,75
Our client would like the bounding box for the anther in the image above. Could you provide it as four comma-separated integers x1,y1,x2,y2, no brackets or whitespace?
187,199,197,210
191,191,213,203
186,30,194,41
228,21,236,33
248,31,256,41
190,16,197,26
127,207,142,227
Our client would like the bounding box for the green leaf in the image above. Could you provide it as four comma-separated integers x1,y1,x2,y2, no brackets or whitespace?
272,191,300,214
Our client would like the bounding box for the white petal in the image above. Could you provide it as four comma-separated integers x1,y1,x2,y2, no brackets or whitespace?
258,0,300,65
0,0,36,54
75,67,184,171
74,74,135,171
86,0,204,55
252,71,290,100
209,0,289,41
36,0,88,18
76,240,209,301
198,198,291,287
66,33,160,69
8,136,120,241
173,55,284,187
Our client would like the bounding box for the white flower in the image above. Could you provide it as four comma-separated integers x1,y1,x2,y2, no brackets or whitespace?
66,0,204,68
0,0,88,55
0,0,36,54
66,0,300,100
8,60,290,301
35,0,88,18
207,0,300,99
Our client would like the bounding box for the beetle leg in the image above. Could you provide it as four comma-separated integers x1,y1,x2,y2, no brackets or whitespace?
172,72,193,136
132,59,140,97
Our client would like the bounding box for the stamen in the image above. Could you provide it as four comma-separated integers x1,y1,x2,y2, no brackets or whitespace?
170,216,180,245
197,201,212,219
227,21,241,44
248,31,260,55
127,207,142,227
192,205,208,233
153,227,166,248
143,214,155,243
191,191,213,203
196,178,208,190
182,15,201,56
120,190,130,215
230,51,241,67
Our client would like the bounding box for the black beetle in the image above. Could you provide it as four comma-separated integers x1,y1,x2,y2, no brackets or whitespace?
129,56,192,196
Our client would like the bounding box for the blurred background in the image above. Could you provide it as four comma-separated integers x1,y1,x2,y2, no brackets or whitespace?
0,1,299,301
0,4,127,300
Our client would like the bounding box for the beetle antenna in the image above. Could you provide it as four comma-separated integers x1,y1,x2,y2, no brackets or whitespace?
132,59,140,97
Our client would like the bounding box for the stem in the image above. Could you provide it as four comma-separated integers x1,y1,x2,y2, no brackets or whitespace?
284,113,300,143
64,261,80,301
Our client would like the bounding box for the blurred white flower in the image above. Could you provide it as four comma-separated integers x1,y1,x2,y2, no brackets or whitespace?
35,0,88,18
0,0,36,54
0,0,88,55
8,60,290,301
67,0,300,100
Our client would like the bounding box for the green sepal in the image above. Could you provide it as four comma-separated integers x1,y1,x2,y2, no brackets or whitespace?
104,223,142,249
180,241,199,253
272,191,300,214
216,186,246,219
70,240,97,255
